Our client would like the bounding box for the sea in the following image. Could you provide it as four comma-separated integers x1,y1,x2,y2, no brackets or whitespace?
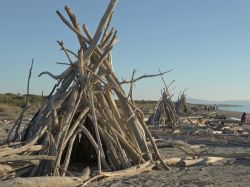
219,106,250,113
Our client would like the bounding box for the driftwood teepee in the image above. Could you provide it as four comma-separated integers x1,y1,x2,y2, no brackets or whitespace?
149,87,177,126
175,92,189,115
0,0,169,182
148,71,177,126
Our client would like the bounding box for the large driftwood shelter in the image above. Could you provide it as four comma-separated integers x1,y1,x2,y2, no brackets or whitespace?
0,0,171,185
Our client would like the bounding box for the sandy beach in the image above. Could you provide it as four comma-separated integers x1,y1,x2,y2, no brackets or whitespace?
1,106,250,186
87,109,250,187
89,144,250,187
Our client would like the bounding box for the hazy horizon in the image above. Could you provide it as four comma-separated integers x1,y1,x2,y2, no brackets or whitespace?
0,0,250,101
2,92,250,105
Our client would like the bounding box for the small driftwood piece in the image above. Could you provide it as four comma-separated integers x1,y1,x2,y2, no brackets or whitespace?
4,59,34,144
0,155,56,163
199,152,250,158
0,177,82,187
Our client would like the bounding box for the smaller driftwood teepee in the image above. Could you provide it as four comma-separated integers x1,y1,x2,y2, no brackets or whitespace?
0,0,169,183
175,92,189,115
149,87,177,126
149,90,190,126
148,71,177,127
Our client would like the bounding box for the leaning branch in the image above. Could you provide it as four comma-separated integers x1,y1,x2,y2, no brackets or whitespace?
120,69,172,85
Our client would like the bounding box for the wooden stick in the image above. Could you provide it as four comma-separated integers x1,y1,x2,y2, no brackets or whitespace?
57,41,74,64
120,70,172,84
0,145,43,153
0,176,82,187
199,152,250,158
63,107,89,147
79,124,109,169
100,11,114,43
61,129,80,176
97,126,121,170
82,0,118,57
53,87,81,175
56,9,89,48
89,89,103,173
0,125,47,157
5,60,34,143
136,112,170,169
0,155,56,162
82,160,154,186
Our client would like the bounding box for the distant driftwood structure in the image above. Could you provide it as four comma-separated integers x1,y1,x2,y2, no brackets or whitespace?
0,0,172,185
175,92,189,115
150,88,190,126
149,87,177,126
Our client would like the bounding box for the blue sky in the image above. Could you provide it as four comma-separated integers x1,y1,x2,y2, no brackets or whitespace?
0,0,250,101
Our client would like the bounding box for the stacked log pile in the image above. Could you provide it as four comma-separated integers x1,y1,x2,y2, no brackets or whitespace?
0,0,169,184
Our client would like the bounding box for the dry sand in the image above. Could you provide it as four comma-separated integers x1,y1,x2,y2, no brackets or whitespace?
89,146,250,187
88,110,250,187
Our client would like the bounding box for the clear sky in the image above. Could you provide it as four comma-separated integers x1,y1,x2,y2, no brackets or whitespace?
0,0,250,101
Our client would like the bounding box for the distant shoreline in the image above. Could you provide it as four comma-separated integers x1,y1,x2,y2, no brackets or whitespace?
217,110,249,119
218,104,244,107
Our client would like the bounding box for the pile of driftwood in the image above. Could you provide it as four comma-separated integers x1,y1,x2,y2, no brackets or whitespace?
149,88,191,126
149,86,177,126
0,0,174,185
175,92,189,115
